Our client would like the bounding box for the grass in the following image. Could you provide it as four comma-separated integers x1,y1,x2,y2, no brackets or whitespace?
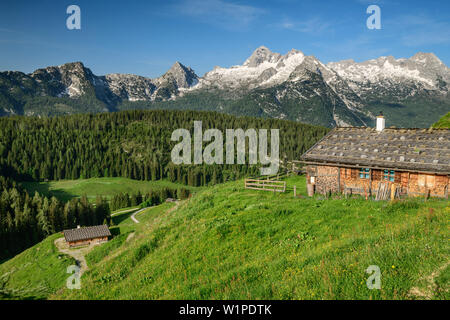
46,175,448,300
0,233,75,300
432,112,450,128
111,206,140,214
86,231,134,265
21,177,201,202
86,204,175,267
284,174,307,195
434,264,450,299
1,175,448,300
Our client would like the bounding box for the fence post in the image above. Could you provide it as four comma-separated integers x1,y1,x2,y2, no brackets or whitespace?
390,184,395,201
294,185,296,197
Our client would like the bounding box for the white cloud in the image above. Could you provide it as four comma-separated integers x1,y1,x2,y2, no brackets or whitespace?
278,17,333,34
174,0,265,30
385,14,450,46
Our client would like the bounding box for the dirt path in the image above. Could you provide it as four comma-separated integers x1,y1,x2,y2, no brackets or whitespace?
130,207,149,223
126,232,135,242
166,201,181,214
54,238,95,277
111,206,150,224
113,202,180,224
111,207,139,216
409,260,450,299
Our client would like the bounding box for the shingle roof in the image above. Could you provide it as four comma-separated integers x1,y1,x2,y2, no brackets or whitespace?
300,127,450,174
63,225,111,242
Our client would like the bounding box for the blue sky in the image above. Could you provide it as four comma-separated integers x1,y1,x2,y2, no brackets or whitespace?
0,0,449,78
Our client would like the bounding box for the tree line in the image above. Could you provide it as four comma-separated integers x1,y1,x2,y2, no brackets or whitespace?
0,110,328,186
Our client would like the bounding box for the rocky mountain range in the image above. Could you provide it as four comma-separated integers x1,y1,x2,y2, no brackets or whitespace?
0,46,448,127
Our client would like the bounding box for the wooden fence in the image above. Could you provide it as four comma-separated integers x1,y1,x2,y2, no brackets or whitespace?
244,178,286,193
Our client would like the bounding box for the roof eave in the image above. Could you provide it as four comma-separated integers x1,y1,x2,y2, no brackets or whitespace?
298,160,450,175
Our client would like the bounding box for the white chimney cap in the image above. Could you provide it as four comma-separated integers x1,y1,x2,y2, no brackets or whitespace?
376,112,385,131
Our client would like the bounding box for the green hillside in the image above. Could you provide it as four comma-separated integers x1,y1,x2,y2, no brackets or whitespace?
22,177,201,203
432,112,450,128
0,233,75,299
2,175,448,300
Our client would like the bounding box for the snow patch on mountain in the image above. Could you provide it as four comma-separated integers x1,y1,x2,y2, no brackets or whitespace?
194,46,308,90
327,53,449,92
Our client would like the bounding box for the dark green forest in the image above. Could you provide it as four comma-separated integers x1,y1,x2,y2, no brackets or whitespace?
0,110,328,183
0,109,328,260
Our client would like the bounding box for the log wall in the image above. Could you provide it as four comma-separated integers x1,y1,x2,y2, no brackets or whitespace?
68,236,109,247
306,165,449,198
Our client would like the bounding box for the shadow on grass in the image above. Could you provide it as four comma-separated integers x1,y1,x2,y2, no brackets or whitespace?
20,181,77,202
109,226,121,236
0,292,44,300
112,212,134,226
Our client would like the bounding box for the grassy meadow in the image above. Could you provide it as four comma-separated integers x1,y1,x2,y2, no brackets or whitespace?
41,175,448,300
1,175,448,300
21,177,201,203
0,233,75,299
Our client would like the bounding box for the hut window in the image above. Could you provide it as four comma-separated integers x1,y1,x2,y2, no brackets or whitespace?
383,170,395,182
359,168,370,179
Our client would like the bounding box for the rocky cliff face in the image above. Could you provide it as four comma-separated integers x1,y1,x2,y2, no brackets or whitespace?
102,62,199,102
186,46,449,126
0,60,200,116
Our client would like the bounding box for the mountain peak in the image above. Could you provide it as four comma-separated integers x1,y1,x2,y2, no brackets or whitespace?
410,52,444,66
170,61,185,69
56,61,88,74
168,61,185,73
60,61,85,68
285,48,304,57
244,46,281,67
253,45,271,53
161,61,199,89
